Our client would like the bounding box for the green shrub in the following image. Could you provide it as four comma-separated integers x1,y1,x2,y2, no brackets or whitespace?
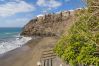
54,0,99,65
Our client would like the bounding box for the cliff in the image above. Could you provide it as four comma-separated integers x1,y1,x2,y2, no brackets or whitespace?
21,10,80,37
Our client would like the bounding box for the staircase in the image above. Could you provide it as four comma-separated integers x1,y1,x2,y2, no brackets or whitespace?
40,49,56,66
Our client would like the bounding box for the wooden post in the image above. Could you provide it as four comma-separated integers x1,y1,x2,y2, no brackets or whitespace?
47,59,49,66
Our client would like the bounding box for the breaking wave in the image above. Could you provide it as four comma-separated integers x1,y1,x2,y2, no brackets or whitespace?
0,35,32,54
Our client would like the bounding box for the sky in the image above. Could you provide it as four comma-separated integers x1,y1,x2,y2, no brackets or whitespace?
0,0,86,27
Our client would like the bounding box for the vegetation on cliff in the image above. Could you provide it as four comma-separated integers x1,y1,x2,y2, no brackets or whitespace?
21,10,75,37
54,0,99,66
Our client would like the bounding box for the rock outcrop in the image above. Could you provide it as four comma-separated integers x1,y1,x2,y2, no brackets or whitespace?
21,10,80,37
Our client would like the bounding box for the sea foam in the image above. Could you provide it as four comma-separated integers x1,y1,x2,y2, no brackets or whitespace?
0,36,32,54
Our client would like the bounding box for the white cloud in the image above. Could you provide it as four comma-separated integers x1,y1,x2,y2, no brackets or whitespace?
37,14,44,17
11,18,30,27
0,0,24,2
37,0,62,9
0,17,30,27
0,0,5,1
0,1,35,17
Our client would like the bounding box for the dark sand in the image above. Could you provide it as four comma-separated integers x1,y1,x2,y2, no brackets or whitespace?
0,37,57,66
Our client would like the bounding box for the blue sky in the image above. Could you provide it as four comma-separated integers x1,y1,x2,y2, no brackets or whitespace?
0,0,86,27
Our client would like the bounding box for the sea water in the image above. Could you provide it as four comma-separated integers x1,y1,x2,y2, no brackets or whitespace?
0,28,32,54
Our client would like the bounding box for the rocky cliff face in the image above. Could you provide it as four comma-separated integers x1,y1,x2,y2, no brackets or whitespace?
21,10,80,37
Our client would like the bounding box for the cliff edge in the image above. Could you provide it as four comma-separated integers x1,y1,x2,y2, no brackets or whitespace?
21,10,80,37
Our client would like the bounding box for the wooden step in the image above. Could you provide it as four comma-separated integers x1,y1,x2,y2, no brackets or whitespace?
41,49,56,60
42,55,56,60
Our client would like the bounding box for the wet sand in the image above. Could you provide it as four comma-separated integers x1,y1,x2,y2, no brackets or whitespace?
0,37,57,66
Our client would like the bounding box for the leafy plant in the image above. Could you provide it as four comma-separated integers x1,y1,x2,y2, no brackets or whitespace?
54,0,99,66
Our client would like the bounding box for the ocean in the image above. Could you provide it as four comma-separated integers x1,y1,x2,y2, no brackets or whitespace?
0,28,32,54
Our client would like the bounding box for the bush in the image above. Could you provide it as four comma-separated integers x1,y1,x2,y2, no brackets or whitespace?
54,0,99,65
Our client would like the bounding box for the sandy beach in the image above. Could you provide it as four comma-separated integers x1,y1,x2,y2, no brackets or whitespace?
0,37,58,66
